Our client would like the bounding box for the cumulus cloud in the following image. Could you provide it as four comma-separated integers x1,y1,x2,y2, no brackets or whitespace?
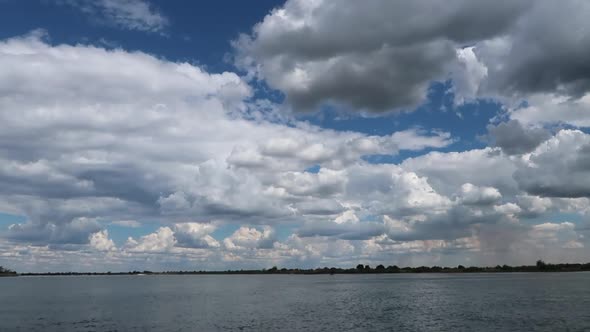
476,1,590,99
402,130,590,203
298,210,385,241
509,93,590,128
401,148,518,197
89,230,116,251
126,227,176,253
223,227,276,250
452,47,488,104
234,0,531,112
123,222,220,254
5,217,100,246
529,222,584,249
173,223,220,249
0,31,459,249
515,195,553,218
514,130,590,198
487,120,551,155
234,0,590,133
458,183,502,206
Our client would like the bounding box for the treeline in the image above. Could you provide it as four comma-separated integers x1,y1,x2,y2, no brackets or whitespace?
0,266,17,277
15,260,590,276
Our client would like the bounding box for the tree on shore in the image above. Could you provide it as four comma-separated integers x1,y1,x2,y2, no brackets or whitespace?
0,266,16,275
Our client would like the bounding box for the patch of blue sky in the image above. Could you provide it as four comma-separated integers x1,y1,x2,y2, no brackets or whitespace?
297,81,501,166
107,221,161,246
299,81,502,151
519,212,584,230
274,225,298,242
0,1,284,72
0,212,25,229
304,165,321,173
211,223,238,241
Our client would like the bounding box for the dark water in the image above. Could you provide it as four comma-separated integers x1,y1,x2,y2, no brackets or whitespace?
1,273,589,331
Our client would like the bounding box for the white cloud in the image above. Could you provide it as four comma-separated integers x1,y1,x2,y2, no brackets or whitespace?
529,222,584,249
515,195,553,217
173,223,220,249
514,130,590,198
234,0,531,112
458,183,502,206
453,47,488,104
223,227,276,250
89,230,116,251
126,227,176,253
334,210,359,225
235,0,590,136
401,148,518,197
6,217,100,246
58,0,168,32
111,220,141,228
389,129,455,151
509,93,590,128
494,203,522,217
122,222,220,254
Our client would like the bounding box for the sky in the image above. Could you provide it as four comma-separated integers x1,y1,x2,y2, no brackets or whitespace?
1,0,590,272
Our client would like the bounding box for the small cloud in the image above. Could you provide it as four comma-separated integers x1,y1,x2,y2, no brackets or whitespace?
57,0,168,33
89,230,116,251
111,220,141,228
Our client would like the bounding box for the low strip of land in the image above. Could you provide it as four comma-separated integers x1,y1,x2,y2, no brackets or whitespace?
5,261,590,276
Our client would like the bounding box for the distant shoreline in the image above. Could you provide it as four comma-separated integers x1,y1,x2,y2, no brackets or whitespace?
10,261,590,277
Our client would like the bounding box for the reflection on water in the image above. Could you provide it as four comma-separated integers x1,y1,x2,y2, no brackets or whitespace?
1,273,589,331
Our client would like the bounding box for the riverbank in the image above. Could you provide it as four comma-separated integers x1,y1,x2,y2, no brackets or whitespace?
0,273,17,277
14,261,590,276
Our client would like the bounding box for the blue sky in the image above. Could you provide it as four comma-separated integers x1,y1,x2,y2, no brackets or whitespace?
1,0,589,272
0,1,284,71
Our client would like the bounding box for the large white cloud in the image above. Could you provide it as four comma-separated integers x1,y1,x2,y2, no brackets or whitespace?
173,223,220,249
223,226,276,250
508,93,590,128
514,130,590,198
235,0,590,134
401,148,519,197
234,0,532,112
0,32,452,240
89,230,116,252
126,227,177,253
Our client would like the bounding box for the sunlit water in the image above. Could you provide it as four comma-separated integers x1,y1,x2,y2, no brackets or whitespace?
1,273,589,331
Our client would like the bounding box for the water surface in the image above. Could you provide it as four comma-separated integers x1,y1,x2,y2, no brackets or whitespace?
1,273,589,331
